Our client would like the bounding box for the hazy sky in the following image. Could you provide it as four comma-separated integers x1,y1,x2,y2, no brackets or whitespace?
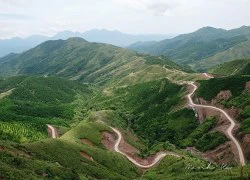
0,0,249,38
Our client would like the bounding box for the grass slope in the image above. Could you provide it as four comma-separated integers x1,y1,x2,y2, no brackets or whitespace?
143,156,250,180
194,37,250,71
129,26,250,71
209,58,250,75
0,76,91,143
0,116,141,179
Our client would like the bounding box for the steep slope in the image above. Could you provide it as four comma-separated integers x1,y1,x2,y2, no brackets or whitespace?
195,76,250,161
209,58,250,75
0,118,141,179
1,36,249,179
128,26,250,69
0,38,193,86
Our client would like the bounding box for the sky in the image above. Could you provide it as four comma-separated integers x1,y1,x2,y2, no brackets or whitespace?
0,0,249,38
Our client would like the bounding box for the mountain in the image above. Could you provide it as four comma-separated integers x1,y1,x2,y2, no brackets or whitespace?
1,74,250,179
128,26,250,71
193,38,250,70
81,29,174,47
209,58,250,75
0,29,174,57
0,37,250,179
0,37,191,85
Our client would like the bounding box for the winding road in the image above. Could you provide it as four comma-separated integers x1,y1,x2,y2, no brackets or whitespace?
111,127,180,169
203,73,214,79
187,82,246,166
163,66,246,166
47,70,246,167
47,124,180,168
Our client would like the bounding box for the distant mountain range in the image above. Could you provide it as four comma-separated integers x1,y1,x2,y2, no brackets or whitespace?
0,29,175,57
128,26,250,71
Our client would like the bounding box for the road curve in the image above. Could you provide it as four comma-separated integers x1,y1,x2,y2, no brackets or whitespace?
203,73,214,79
47,125,56,138
111,127,180,169
187,82,246,166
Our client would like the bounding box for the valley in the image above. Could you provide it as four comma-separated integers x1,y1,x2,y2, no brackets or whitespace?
0,36,249,179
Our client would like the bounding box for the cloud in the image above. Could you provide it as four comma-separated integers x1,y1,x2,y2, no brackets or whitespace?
0,0,249,38
146,2,177,16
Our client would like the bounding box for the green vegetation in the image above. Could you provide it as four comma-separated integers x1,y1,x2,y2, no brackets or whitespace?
178,117,228,152
0,122,47,143
209,58,250,75
241,118,250,134
61,120,111,148
0,38,191,86
241,106,250,134
196,76,250,135
196,76,250,101
0,35,248,179
143,54,194,73
0,148,79,179
194,37,250,71
195,131,228,152
0,76,91,143
0,120,141,179
143,156,250,179
180,117,216,147
82,79,225,152
87,79,193,146
129,26,250,71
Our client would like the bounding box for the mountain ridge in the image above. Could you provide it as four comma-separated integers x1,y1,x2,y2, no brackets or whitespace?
0,38,193,86
0,29,175,57
128,26,250,70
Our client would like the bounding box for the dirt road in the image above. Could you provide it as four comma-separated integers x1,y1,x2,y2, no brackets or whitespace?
111,127,180,169
187,82,246,166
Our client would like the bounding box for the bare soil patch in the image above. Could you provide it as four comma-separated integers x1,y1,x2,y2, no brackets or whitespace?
80,151,94,161
80,139,95,146
102,131,116,151
204,142,236,165
0,146,6,151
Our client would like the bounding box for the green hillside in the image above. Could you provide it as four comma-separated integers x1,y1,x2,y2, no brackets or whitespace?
196,76,250,135
209,58,250,75
194,38,250,71
0,36,249,179
1,111,249,179
129,26,250,70
144,156,250,179
0,76,91,143
0,119,141,179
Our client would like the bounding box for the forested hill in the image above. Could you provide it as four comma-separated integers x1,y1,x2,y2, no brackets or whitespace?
128,26,250,71
209,58,250,76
